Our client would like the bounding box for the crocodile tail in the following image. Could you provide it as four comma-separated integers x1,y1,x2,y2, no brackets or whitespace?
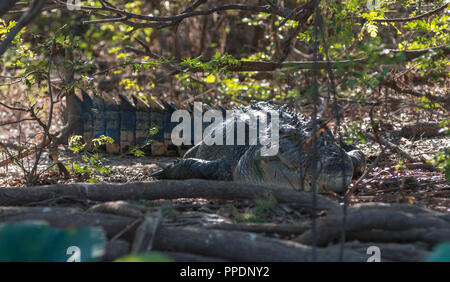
73,90,189,156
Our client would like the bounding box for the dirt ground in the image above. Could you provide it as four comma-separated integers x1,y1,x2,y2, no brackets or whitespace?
1,112,448,217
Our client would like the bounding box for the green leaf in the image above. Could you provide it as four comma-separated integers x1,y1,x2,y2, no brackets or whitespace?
149,127,159,135
204,74,216,83
424,242,450,262
0,221,106,262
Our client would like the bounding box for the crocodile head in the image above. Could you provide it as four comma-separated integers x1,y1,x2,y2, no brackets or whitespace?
242,122,355,193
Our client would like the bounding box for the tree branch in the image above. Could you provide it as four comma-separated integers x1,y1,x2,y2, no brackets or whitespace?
373,3,449,23
124,45,449,73
0,0,20,18
0,0,47,56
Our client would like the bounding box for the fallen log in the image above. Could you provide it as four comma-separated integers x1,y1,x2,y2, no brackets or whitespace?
0,179,339,210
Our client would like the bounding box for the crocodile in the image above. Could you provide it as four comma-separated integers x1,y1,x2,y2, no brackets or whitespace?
74,91,365,193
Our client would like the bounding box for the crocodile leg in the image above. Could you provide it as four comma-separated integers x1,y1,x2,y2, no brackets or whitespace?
151,157,232,181
338,141,366,177
347,149,366,177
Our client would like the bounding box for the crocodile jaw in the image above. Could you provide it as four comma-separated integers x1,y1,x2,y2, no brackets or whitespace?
314,173,353,193
257,159,353,193
252,139,355,193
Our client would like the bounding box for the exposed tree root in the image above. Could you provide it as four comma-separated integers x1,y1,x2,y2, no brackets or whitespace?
208,222,311,235
153,226,367,262
347,228,450,246
328,242,429,262
295,203,449,246
0,180,448,261
88,201,147,218
0,206,365,261
101,239,130,262
161,251,229,262
0,202,446,261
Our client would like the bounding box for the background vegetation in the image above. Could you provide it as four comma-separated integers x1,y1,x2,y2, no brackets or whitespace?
0,0,448,262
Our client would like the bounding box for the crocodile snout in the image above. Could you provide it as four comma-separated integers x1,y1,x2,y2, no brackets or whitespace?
317,173,353,193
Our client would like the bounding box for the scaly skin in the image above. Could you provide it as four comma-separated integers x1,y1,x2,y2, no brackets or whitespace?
154,102,365,193
74,92,365,192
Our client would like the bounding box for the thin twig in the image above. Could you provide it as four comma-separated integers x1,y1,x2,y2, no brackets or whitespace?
373,3,448,23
